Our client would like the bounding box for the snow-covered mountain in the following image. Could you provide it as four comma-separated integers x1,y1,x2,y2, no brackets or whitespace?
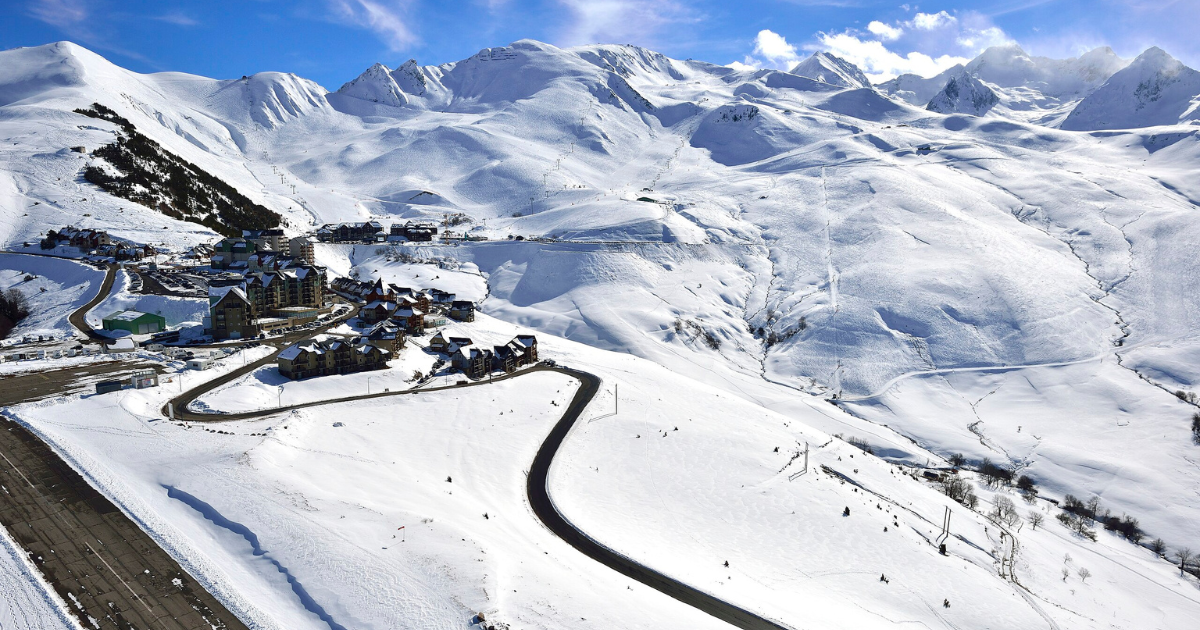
965,43,1127,100
1062,47,1200,130
4,38,1200,630
789,51,873,89
877,63,964,106
337,62,409,107
925,70,1000,115
881,44,1132,123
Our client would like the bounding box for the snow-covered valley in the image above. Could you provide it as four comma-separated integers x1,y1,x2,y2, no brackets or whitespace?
2,35,1200,629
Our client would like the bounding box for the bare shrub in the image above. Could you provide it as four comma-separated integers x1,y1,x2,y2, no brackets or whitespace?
991,495,1019,526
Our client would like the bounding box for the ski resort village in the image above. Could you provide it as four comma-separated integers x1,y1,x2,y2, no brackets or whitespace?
1,5,1200,629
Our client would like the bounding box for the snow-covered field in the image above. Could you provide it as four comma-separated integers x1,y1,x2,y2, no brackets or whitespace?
0,253,104,340
3,35,1200,629
8,314,1200,630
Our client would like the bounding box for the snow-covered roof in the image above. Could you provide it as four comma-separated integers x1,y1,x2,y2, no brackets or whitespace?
210,286,248,303
279,339,324,360
104,309,157,322
277,345,305,360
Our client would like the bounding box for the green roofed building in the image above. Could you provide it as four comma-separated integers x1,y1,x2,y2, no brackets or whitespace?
102,310,166,335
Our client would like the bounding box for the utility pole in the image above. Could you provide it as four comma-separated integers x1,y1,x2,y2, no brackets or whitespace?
614,383,618,415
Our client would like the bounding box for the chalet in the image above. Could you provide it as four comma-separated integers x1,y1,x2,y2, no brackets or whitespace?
360,299,397,324
361,322,405,354
56,226,111,250
391,287,431,314
493,335,539,373
448,300,476,322
365,221,385,241
277,336,390,380
429,288,456,307
429,330,473,354
111,241,145,261
401,221,438,242
492,343,519,373
451,346,492,380
390,303,425,335
186,244,214,260
514,334,538,363
363,279,396,304
330,277,372,300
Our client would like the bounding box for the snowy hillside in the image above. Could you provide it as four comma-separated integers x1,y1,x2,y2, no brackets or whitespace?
3,37,1200,629
1062,47,1200,130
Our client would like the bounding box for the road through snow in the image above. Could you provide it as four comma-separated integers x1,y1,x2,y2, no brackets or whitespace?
170,362,791,629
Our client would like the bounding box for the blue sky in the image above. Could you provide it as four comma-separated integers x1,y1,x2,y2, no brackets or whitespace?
1,0,1196,88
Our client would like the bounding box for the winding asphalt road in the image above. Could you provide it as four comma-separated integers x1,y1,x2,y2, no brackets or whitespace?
6,251,789,627
526,368,792,630
68,262,118,341
169,362,791,630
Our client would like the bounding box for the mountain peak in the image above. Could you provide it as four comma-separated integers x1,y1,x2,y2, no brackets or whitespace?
1062,46,1200,130
336,62,407,108
1129,46,1180,71
926,70,1000,116
789,52,871,89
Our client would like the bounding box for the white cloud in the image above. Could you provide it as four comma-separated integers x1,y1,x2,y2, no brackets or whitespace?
329,0,419,51
729,29,809,71
761,9,1016,81
753,29,801,67
726,59,760,72
912,10,956,30
867,21,903,41
957,26,1011,50
555,0,695,47
27,0,88,29
152,12,200,27
815,32,969,81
